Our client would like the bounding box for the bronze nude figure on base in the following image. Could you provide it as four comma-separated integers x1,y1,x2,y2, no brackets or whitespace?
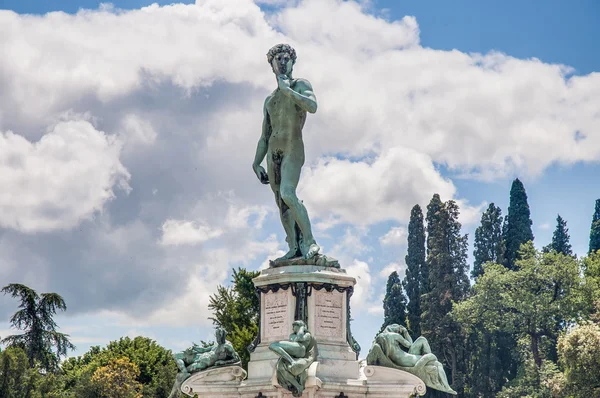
367,324,457,395
269,320,318,397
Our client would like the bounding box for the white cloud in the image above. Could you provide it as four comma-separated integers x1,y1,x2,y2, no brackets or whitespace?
539,223,551,230
345,259,373,311
225,203,270,229
160,219,223,246
300,147,457,225
119,114,157,147
0,120,130,233
379,262,406,279
379,226,408,246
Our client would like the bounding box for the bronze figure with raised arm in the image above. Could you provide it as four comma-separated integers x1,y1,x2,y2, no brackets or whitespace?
252,44,321,263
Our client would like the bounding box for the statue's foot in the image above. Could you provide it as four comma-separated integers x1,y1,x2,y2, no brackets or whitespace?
303,243,320,259
274,248,300,263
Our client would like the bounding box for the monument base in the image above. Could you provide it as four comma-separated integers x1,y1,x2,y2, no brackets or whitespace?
180,265,427,397
180,364,426,397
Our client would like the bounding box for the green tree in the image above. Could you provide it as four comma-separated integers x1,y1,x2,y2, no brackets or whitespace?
503,178,534,270
91,357,143,398
0,346,39,398
380,271,407,332
472,203,505,278
546,215,573,256
421,195,470,394
60,336,176,398
1,284,75,371
589,199,600,254
496,358,564,398
403,204,426,337
454,243,583,391
557,322,600,397
208,268,260,368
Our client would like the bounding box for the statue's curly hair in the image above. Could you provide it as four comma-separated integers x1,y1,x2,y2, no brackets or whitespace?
267,44,297,65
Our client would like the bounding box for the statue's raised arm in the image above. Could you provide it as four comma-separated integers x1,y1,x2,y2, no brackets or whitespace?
251,44,325,265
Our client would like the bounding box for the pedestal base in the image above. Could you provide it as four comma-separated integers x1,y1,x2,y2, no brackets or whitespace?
180,364,426,397
183,265,425,397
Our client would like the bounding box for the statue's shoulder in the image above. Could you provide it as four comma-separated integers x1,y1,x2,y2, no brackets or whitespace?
293,78,313,90
264,91,276,109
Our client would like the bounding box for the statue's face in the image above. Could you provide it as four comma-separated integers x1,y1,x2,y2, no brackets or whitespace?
292,322,303,333
271,51,294,76
216,329,226,344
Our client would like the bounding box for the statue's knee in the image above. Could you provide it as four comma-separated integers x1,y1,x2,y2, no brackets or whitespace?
280,187,297,206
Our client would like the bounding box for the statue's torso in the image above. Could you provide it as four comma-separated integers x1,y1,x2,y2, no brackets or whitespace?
377,332,419,367
265,83,307,154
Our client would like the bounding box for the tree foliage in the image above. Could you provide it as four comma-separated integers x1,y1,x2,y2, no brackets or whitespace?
473,203,505,278
208,267,260,368
421,195,470,394
589,199,600,254
546,214,573,256
403,204,426,337
61,336,176,397
556,322,600,397
453,243,584,395
380,271,407,332
1,283,75,371
90,357,143,398
503,178,534,270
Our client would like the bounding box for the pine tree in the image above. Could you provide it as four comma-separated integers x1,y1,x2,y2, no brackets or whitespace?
380,271,407,332
403,204,426,337
549,215,573,256
589,199,600,254
503,178,534,270
473,203,505,278
421,195,470,394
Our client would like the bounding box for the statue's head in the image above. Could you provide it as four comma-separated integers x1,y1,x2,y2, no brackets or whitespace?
215,327,227,344
267,43,297,76
292,320,306,334
383,324,405,334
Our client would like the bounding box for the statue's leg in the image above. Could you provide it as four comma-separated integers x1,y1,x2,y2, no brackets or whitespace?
408,336,432,355
269,343,295,365
268,153,299,259
279,153,320,259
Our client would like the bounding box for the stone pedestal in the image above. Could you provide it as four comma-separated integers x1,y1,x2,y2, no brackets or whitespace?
247,266,360,383
182,265,426,397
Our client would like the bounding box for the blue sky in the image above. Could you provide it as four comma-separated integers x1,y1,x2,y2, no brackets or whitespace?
0,0,599,360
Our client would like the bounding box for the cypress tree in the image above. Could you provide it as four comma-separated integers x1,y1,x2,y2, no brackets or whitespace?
473,203,505,278
589,199,600,254
549,215,573,256
421,195,470,394
502,178,534,270
403,204,426,337
380,271,407,332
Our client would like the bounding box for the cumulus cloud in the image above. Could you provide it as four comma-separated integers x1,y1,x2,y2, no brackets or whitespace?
345,259,373,311
380,226,408,246
300,147,457,226
160,219,223,246
379,262,406,279
0,120,130,233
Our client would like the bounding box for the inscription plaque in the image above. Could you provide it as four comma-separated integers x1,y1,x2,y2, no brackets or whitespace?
263,290,289,340
315,290,343,338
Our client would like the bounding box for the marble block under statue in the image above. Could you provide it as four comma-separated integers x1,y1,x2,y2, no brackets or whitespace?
366,324,457,395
